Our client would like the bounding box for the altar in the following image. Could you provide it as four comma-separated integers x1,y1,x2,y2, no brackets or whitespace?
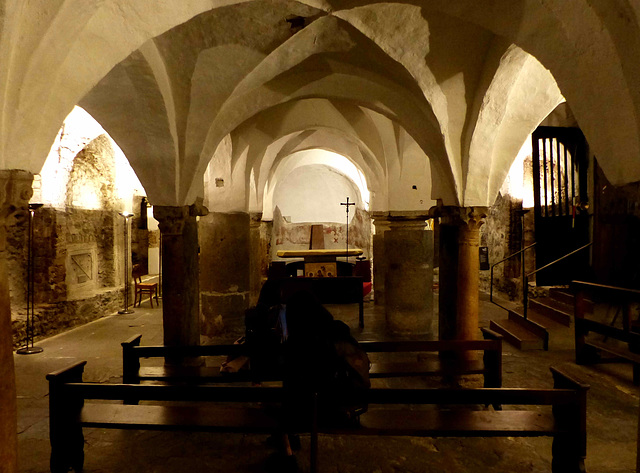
276,248,363,278
271,248,367,327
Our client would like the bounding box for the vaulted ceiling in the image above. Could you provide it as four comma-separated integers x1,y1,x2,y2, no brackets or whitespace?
1,0,638,209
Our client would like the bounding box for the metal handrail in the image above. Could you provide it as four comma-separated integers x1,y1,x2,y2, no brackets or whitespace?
490,242,537,313
523,242,593,319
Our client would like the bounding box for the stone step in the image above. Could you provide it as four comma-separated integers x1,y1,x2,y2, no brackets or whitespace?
489,317,546,351
528,297,573,326
508,310,552,345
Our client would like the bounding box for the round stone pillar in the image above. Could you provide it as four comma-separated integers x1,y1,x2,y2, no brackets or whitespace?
249,213,270,307
154,204,204,348
199,211,250,339
456,208,487,342
433,206,487,346
384,215,434,335
0,170,33,473
435,208,460,341
371,213,391,305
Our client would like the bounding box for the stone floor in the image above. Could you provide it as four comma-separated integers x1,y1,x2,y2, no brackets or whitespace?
14,292,639,473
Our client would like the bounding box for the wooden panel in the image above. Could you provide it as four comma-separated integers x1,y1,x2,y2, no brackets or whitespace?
64,383,286,402
80,404,281,433
585,340,640,364
351,409,560,437
359,339,500,353
137,366,261,383
369,361,485,378
79,405,562,438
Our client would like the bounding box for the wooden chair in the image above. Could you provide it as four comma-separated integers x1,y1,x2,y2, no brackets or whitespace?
132,264,159,308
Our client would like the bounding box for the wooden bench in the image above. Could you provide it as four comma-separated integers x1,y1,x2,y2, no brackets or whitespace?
122,328,503,388
47,361,588,473
572,281,640,385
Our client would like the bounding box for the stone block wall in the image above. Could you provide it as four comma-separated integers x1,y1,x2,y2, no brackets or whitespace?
480,191,536,301
9,131,152,347
9,207,128,347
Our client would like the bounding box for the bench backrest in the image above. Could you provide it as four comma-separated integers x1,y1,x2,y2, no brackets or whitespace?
122,329,502,361
122,330,503,384
51,361,581,411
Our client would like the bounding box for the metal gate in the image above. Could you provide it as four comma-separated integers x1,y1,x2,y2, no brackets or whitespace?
532,126,590,286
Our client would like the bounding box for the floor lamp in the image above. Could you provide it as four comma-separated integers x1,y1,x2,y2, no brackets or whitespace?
17,203,44,355
118,211,134,315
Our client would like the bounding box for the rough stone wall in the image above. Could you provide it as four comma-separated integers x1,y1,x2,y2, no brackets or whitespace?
480,191,526,300
10,207,126,347
65,135,116,209
9,134,146,346
5,212,28,310
11,291,122,349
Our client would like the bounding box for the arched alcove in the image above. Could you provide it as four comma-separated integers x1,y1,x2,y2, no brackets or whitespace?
267,149,372,260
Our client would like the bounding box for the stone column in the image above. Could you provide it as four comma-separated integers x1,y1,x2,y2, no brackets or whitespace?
199,211,250,340
371,213,391,305
0,170,33,473
456,208,487,342
435,208,461,341
249,212,270,307
434,206,487,343
154,204,205,349
384,214,434,335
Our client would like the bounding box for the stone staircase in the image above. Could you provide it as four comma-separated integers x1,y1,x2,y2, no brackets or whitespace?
490,287,591,350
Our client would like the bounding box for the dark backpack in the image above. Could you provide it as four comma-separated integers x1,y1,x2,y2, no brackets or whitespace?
248,289,371,426
323,320,371,423
244,303,286,381
283,318,371,426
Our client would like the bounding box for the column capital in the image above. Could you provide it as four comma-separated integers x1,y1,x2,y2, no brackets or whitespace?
153,205,190,235
430,205,488,228
0,170,34,251
373,211,432,230
371,212,391,231
250,212,263,227
389,212,430,231
0,170,34,219
189,198,209,218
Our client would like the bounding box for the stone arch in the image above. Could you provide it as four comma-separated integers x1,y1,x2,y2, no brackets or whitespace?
65,135,117,210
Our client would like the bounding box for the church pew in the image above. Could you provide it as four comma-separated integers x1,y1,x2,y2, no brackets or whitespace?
573,281,640,385
122,328,502,388
47,361,587,473
363,327,503,388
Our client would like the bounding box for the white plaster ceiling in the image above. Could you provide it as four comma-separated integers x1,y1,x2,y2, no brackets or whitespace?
2,0,639,209
270,157,365,224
